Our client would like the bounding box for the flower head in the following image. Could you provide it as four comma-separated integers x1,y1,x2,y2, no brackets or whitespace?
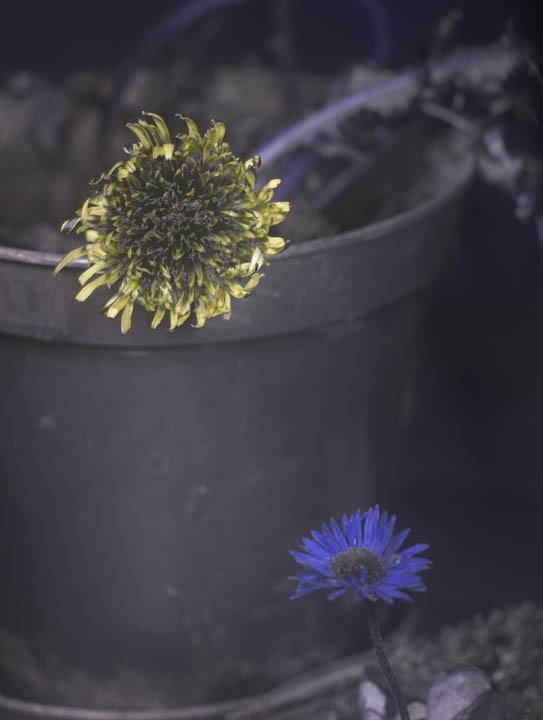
289,506,430,604
55,112,290,333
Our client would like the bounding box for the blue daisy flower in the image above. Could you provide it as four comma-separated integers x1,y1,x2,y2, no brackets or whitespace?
289,506,431,604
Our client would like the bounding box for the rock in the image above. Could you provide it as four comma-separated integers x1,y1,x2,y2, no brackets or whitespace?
402,701,427,719
358,680,427,720
457,692,505,720
427,664,505,720
391,700,428,720
358,680,388,720
358,669,428,720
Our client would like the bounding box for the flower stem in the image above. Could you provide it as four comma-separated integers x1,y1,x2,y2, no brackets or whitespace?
363,599,410,720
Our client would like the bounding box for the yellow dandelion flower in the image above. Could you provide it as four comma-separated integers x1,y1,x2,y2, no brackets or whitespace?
55,112,290,333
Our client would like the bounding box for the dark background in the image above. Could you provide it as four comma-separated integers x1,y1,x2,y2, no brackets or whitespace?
0,1,523,75
1,0,543,633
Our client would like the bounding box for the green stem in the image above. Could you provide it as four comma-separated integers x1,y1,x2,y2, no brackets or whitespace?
363,599,410,720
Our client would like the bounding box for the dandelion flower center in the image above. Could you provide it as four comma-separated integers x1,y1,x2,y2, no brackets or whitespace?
330,547,386,585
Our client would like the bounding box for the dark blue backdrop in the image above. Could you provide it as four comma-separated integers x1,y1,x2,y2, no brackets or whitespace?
0,0,517,76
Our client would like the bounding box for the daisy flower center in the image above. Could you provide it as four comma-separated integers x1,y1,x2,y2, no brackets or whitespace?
330,547,387,585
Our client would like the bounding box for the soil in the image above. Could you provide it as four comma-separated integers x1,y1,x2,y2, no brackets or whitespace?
0,59,333,251
229,603,543,720
0,50,471,255
0,603,539,718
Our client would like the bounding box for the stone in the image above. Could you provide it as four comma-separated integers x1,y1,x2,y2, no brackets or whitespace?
458,692,505,720
358,679,388,720
427,664,505,720
391,700,427,720
405,701,427,719
358,670,427,720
